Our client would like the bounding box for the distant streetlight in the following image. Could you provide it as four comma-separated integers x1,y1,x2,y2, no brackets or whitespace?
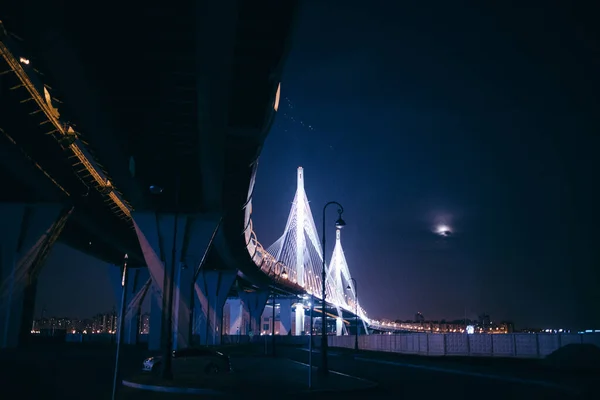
320,201,346,377
346,278,359,351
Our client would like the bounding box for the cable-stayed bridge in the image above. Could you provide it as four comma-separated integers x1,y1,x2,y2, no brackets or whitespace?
244,167,376,333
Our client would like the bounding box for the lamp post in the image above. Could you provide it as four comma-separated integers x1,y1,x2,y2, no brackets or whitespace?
347,278,359,351
308,293,314,389
319,202,346,377
271,292,276,357
111,253,129,400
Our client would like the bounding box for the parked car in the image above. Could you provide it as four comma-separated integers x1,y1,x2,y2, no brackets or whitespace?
142,347,231,375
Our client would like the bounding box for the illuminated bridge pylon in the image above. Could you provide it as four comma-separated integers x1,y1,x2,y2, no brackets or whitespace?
267,167,331,298
330,228,370,333
265,167,370,333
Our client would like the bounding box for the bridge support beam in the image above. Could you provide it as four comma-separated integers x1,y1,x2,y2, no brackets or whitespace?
193,270,236,346
294,303,305,335
226,298,244,335
0,204,71,348
278,298,292,335
239,290,269,336
133,212,222,351
110,267,151,345
336,317,344,336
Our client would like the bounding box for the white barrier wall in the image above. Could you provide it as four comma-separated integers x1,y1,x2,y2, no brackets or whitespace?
328,333,600,359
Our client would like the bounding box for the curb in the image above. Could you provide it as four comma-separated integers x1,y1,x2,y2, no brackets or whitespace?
288,359,378,393
121,379,226,396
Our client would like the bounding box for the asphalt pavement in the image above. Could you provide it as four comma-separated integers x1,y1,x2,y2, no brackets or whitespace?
0,343,596,399
280,346,597,399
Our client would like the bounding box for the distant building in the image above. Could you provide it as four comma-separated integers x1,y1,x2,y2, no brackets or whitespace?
140,313,150,334
500,321,514,333
415,312,425,323
478,313,491,327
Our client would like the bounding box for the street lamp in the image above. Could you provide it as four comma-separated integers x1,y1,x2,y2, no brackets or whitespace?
271,292,277,357
320,201,346,377
111,253,129,400
347,278,359,351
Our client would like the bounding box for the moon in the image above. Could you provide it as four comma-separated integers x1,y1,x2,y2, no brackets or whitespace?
435,225,452,237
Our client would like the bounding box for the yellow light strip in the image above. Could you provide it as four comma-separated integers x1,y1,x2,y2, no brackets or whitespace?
0,40,131,218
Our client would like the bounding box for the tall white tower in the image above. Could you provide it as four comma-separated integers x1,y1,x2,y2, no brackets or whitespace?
295,167,306,287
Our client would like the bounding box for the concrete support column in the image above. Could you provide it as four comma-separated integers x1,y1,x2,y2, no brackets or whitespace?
336,317,343,336
172,263,194,350
148,284,163,351
133,212,222,350
294,303,305,335
0,204,70,348
239,290,269,336
278,298,292,335
193,270,236,346
226,298,243,335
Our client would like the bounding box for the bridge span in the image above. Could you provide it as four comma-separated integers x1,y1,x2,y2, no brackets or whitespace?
0,1,304,349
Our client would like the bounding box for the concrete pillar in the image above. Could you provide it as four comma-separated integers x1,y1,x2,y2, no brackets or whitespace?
172,262,194,350
279,298,292,335
133,212,222,350
226,298,243,335
294,303,305,335
239,290,269,336
148,284,163,351
336,317,343,336
0,204,70,348
193,269,236,346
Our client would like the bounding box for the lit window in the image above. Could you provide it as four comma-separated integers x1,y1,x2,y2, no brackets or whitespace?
273,83,281,111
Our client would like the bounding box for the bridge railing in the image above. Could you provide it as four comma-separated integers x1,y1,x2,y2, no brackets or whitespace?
328,332,600,359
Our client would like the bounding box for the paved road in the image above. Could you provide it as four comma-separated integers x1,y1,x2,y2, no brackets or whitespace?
280,346,596,399
0,343,595,399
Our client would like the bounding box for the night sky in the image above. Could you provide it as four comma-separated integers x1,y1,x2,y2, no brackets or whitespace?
38,2,599,330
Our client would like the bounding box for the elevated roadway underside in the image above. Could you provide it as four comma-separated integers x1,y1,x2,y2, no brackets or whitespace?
0,1,300,291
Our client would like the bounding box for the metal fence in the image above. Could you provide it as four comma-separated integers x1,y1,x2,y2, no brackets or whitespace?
328,333,600,358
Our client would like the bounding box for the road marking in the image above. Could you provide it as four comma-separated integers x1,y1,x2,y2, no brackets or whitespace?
298,348,341,356
289,359,376,384
354,357,579,394
121,379,226,396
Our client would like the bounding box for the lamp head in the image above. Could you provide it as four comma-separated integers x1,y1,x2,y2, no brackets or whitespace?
346,284,351,290
281,269,288,279
335,210,346,229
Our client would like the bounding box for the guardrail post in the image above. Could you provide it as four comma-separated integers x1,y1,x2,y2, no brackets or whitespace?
442,333,447,356
466,333,471,356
